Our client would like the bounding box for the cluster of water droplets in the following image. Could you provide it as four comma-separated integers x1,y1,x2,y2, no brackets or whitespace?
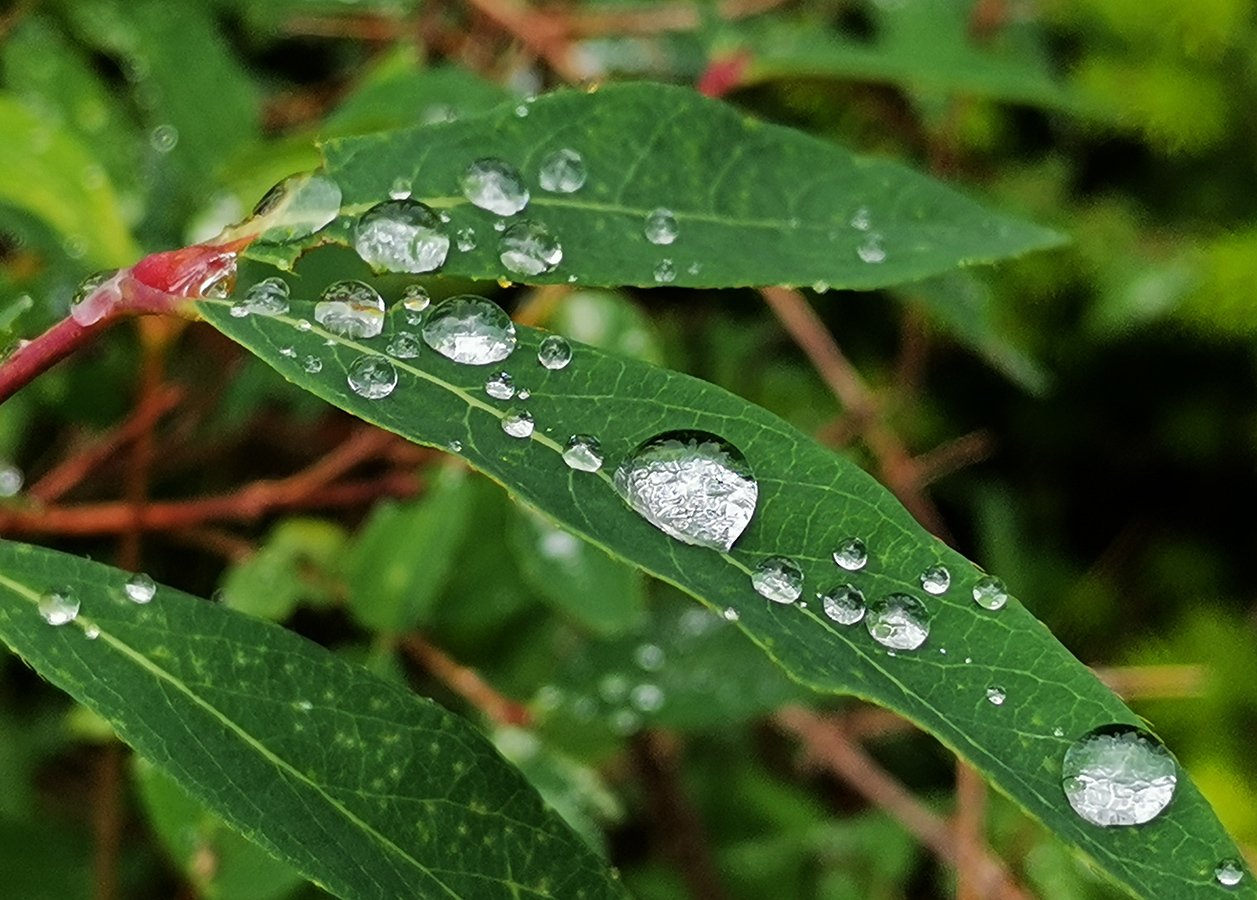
35,572,159,637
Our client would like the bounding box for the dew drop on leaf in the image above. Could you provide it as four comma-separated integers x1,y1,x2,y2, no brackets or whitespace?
1215,859,1244,888
461,158,529,216
230,277,289,318
354,199,450,274
832,537,868,571
644,208,678,245
252,173,341,242
538,148,587,193
149,123,178,153
85,624,100,640
501,408,534,438
612,430,758,552
752,556,803,604
562,434,603,472
986,685,1007,706
653,259,676,284
820,584,865,625
421,295,517,365
537,334,572,370
920,564,950,595
389,176,411,199
0,461,22,497
347,356,398,400
972,575,1009,610
723,607,740,621
1061,726,1177,827
38,587,79,625
455,226,477,252
485,371,515,400
865,594,930,650
386,332,422,359
124,573,157,604
499,221,562,276
315,281,385,339
302,355,323,374
850,207,871,231
399,284,431,322
857,233,886,264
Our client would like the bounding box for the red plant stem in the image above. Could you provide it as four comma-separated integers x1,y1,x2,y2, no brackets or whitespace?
401,634,532,727
955,761,988,900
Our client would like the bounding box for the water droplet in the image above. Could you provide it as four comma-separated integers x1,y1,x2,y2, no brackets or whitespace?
653,259,676,284
515,103,530,118
986,685,1007,706
850,207,871,231
230,277,290,318
634,644,665,671
71,270,122,326
389,176,411,199
1053,727,1065,738
149,123,178,153
972,576,1008,610
485,371,515,400
315,281,385,339
448,440,463,453
461,158,529,216
865,594,930,650
422,296,517,365
920,564,950,595
630,683,664,712
297,319,312,331
538,148,587,193
609,709,640,735
612,430,758,552
517,388,531,400
538,335,572,370
599,673,629,702
1061,726,1177,826
354,199,450,274
85,624,100,640
644,208,678,245
302,355,323,374
280,346,296,357
723,607,740,621
0,462,22,497
124,573,157,604
502,409,534,438
813,281,830,294
38,587,79,625
399,285,431,324
252,173,341,241
347,356,398,399
1215,859,1245,888
832,537,868,571
456,226,477,252
387,332,422,358
857,233,886,264
820,584,866,625
752,556,803,604
562,434,603,472
499,221,562,276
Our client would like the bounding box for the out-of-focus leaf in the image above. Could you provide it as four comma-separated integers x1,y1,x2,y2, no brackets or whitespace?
220,518,348,621
542,290,664,365
0,819,93,900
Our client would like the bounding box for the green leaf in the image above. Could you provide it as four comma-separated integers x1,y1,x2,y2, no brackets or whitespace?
245,83,1064,288
0,540,629,900
199,283,1250,900
220,518,348,621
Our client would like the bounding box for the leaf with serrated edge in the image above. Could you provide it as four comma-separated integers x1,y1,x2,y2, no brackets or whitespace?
198,284,1251,900
0,540,629,900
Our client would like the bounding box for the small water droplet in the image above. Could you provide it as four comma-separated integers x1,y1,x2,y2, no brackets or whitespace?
389,176,412,199
1061,726,1177,826
456,226,477,252
630,683,664,712
609,709,640,735
448,440,463,453
653,259,676,284
84,624,100,640
857,233,886,264
485,371,515,400
538,335,572,370
1215,859,1245,888
986,685,1007,706
752,556,803,604
494,219,508,232
149,123,178,153
39,587,79,625
820,584,866,625
644,208,678,245
517,388,531,400
813,281,829,294
920,564,950,595
538,148,587,193
230,277,290,317
399,285,431,324
865,594,930,650
297,319,312,331
515,103,530,118
387,332,422,358
347,356,398,399
499,221,562,276
599,673,629,702
280,346,296,357
302,355,323,374
0,462,23,497
422,296,517,365
612,431,758,552
972,576,1008,610
832,537,868,571
723,607,740,621
315,281,385,339
124,573,157,604
562,434,603,472
502,409,534,438
1053,727,1065,738
634,644,665,671
252,173,342,241
850,207,870,231
355,199,450,274
461,158,529,216
71,270,122,326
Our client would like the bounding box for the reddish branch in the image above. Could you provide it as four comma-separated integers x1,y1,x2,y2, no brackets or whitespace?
401,634,532,727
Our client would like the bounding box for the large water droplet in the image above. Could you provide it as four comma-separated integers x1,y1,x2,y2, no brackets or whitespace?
124,573,157,604
562,434,603,472
972,576,1008,610
231,277,290,318
502,409,534,438
986,685,1007,706
920,564,950,595
539,148,587,193
538,335,572,370
71,270,122,326
253,173,342,241
354,199,450,274
865,594,930,650
461,158,529,216
752,556,803,604
612,431,757,552
832,537,868,571
386,332,422,358
1215,859,1244,888
1061,726,1177,827
0,461,23,497
421,296,517,365
315,281,385,339
820,584,865,625
499,221,562,276
644,208,678,245
347,356,398,399
39,587,79,625
485,371,515,400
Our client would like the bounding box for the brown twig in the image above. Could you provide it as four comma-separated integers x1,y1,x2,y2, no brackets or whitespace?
909,429,995,488
91,741,122,900
400,634,531,726
955,761,988,900
167,527,256,563
1093,664,1207,700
